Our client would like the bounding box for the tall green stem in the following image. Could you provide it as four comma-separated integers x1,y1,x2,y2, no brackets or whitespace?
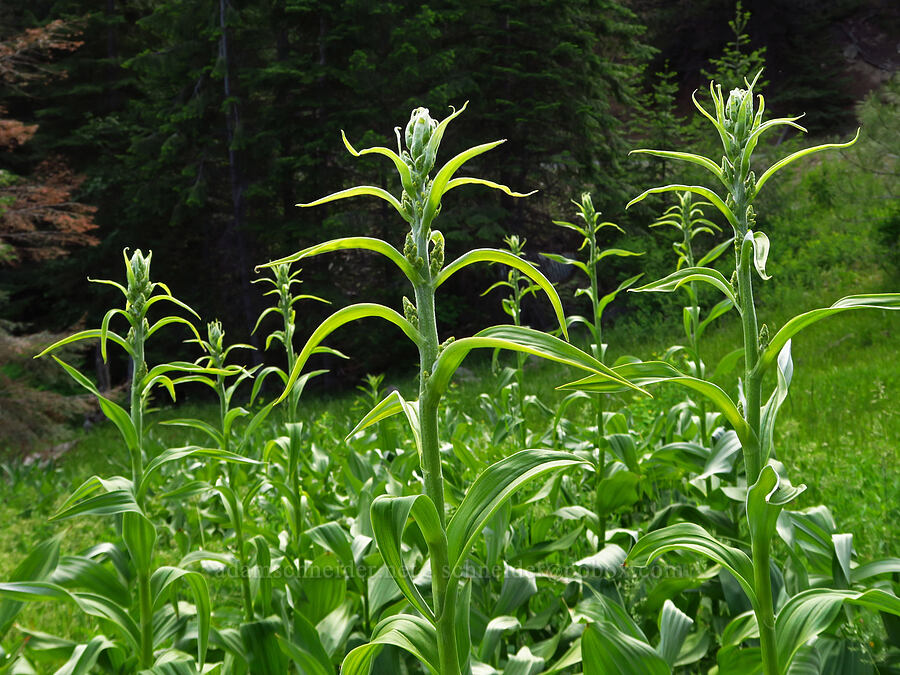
734,192,774,674
129,320,154,668
412,225,460,675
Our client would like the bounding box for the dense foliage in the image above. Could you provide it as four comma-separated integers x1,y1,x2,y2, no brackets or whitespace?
0,74,897,674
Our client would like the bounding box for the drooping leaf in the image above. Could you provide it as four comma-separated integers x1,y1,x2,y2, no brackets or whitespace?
626,523,758,612
631,267,736,305
776,588,900,674
435,249,566,337
370,494,443,623
446,449,586,578
257,237,422,285
340,614,439,675
582,622,669,675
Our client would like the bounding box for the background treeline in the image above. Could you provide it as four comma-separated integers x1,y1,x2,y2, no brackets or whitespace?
0,0,896,393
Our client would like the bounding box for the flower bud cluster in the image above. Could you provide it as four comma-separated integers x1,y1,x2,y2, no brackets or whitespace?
402,296,418,329
125,249,153,319
207,320,226,366
429,231,445,277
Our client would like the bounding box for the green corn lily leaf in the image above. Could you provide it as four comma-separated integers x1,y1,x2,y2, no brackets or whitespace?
149,567,210,666
582,622,669,675
99,308,130,361
340,614,439,675
550,219,588,238
746,463,806,564
598,274,644,318
444,176,536,199
139,446,258,501
698,298,735,338
539,252,590,277
747,230,771,280
49,556,130,608
657,600,694,668
446,449,587,579
422,140,507,227
341,130,414,195
424,100,469,164
0,534,61,639
436,248,568,338
370,494,443,623
346,389,421,456
757,293,900,377
559,361,752,449
755,129,860,196
48,356,138,453
0,583,140,651
629,148,725,185
122,511,157,574
478,615,520,663
240,617,290,675
631,267,737,306
277,636,332,675
775,588,900,675
34,327,134,359
276,303,421,405
430,325,646,399
597,248,643,262
296,186,407,222
51,476,140,521
256,237,422,285
626,522,758,612
759,343,794,464
55,635,117,675
158,419,224,447
627,184,738,230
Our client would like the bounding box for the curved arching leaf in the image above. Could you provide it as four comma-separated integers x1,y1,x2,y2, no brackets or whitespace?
276,303,421,405
150,566,210,666
582,622,669,675
296,186,407,221
341,130,414,195
627,185,738,230
631,267,736,305
446,449,587,578
347,389,421,456
758,293,900,376
422,140,507,227
776,588,900,674
435,248,568,338
560,361,752,449
370,494,444,623
755,130,859,196
340,614,439,675
626,522,758,612
256,237,422,285
629,148,725,185
430,325,646,399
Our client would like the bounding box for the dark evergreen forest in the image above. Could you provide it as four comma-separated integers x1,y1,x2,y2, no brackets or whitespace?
1,0,896,382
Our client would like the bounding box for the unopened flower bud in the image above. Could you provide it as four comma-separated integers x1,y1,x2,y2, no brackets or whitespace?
207,320,225,353
402,296,418,328
125,249,153,314
430,230,445,277
405,108,437,162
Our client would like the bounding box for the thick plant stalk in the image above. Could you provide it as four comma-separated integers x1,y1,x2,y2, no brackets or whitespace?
412,214,461,675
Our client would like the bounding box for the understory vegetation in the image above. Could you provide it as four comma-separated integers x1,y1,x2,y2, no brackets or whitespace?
0,65,897,675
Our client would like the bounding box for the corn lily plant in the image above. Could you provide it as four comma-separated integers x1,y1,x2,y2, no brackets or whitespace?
651,191,736,444
1,251,253,671
480,234,541,449
544,193,642,549
565,73,900,674
257,103,644,675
